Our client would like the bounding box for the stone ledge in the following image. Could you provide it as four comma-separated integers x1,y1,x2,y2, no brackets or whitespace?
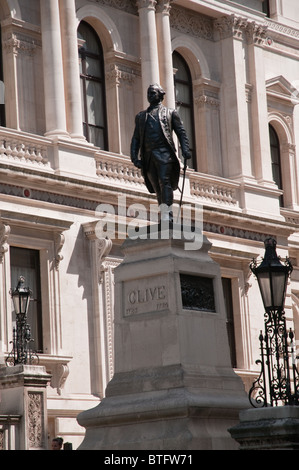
229,406,299,449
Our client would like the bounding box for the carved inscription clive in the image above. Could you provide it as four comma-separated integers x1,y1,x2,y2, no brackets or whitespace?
124,276,169,316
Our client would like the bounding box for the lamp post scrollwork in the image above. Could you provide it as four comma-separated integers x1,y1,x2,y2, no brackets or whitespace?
249,238,299,407
6,276,38,366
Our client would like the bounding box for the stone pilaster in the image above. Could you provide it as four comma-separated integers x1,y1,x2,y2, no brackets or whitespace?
214,15,253,182
245,21,274,186
40,0,69,139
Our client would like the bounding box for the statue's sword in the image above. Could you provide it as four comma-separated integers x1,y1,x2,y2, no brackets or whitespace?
176,157,187,224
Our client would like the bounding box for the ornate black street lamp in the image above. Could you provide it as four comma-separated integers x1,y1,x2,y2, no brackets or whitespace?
249,237,299,407
6,276,37,366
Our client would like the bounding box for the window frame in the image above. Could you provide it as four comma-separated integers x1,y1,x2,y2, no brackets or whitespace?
269,124,284,206
222,277,237,368
78,21,108,150
173,51,196,170
3,229,66,359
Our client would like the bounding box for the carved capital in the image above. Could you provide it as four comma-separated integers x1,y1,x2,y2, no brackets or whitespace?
136,0,157,11
245,21,268,45
156,0,172,15
195,94,220,108
214,14,246,40
105,63,136,88
3,33,37,56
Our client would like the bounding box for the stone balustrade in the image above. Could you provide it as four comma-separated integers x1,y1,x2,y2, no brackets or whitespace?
0,128,50,169
0,131,245,213
95,150,146,191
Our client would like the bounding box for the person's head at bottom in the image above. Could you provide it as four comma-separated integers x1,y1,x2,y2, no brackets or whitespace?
51,437,63,450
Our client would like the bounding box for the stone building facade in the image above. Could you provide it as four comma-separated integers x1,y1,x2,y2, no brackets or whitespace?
0,0,299,449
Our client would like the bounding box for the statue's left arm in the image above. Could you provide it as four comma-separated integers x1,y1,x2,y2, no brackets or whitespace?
171,110,191,160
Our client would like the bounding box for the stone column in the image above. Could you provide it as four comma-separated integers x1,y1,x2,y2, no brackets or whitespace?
40,0,69,139
246,22,274,186
155,0,175,108
136,0,160,107
59,0,85,141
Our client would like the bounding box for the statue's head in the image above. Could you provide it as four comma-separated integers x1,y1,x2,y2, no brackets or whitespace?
147,84,165,105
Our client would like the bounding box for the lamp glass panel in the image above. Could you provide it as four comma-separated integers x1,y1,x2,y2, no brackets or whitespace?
257,272,272,309
257,270,287,310
271,271,287,309
12,292,30,315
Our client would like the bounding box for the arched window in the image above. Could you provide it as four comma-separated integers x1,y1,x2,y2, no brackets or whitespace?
0,25,5,127
269,124,283,206
78,21,108,149
173,51,195,169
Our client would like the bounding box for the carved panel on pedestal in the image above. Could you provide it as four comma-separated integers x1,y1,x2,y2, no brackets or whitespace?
27,392,44,449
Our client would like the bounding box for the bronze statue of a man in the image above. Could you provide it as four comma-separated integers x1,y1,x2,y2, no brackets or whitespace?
130,84,191,222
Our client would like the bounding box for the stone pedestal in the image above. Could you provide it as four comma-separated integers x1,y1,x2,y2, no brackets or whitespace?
0,365,51,450
77,225,248,450
229,406,299,450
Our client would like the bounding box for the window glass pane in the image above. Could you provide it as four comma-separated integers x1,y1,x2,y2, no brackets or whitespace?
78,23,101,56
89,126,105,148
270,125,278,146
271,147,280,165
176,82,191,105
173,54,189,81
86,81,104,127
272,163,282,189
179,107,193,146
269,125,282,191
83,122,88,140
80,79,85,117
85,56,102,79
262,0,270,16
78,52,83,75
222,278,237,368
10,247,43,353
